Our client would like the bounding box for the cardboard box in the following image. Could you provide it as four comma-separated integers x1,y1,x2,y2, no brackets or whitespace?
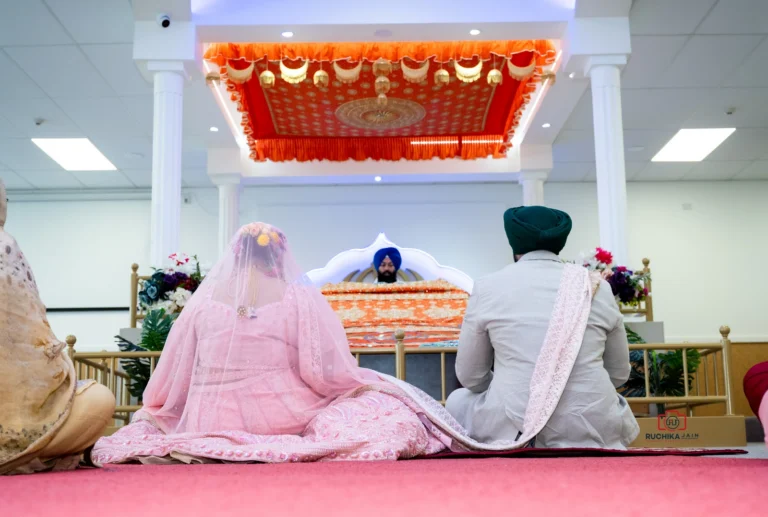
630,415,746,448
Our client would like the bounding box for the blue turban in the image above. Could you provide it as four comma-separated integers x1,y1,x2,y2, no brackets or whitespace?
374,247,402,271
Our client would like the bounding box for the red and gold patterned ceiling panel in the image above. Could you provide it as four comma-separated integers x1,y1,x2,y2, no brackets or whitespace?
204,41,556,163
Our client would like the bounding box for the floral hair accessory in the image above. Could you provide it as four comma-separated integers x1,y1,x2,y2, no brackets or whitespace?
233,222,287,256
257,234,271,247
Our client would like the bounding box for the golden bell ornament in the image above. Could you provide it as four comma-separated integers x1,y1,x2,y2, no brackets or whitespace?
313,69,330,88
373,58,393,77
487,68,503,86
377,93,388,106
375,75,391,95
259,70,276,89
434,68,450,86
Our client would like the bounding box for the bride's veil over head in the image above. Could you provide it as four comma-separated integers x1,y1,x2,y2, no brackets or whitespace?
139,222,382,435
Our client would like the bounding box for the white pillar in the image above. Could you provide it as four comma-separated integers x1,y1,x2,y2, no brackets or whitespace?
587,56,629,266
148,61,186,267
212,174,242,257
518,171,549,206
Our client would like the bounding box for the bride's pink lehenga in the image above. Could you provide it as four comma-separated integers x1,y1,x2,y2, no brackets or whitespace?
93,223,599,465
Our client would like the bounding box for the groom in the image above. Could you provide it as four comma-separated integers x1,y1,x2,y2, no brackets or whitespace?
446,206,637,449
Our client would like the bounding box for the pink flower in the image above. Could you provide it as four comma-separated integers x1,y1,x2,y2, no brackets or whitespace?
169,252,190,267
594,247,614,265
615,266,628,273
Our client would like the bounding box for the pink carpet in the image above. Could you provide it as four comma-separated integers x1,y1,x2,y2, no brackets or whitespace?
3,457,767,517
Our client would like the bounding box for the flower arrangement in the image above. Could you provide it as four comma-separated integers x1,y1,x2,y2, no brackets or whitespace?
138,253,204,314
578,248,650,306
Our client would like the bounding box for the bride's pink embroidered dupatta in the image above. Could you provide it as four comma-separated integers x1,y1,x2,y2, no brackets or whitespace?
93,225,598,465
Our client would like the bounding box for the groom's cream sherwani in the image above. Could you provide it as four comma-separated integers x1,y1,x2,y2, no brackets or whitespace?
446,251,639,449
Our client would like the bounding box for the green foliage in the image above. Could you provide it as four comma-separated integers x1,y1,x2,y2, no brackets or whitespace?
650,348,701,397
625,326,645,344
117,309,176,401
140,308,175,351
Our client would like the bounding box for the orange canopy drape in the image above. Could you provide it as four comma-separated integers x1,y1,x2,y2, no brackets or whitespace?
204,40,557,163
204,40,556,65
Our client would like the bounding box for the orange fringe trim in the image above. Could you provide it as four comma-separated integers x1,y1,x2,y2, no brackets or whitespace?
204,40,556,66
248,136,505,163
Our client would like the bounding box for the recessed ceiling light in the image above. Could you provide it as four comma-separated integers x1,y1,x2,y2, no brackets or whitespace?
31,138,116,171
374,176,382,182
209,126,219,132
652,128,736,162
469,29,481,36
281,31,294,38
568,72,575,79
542,123,551,128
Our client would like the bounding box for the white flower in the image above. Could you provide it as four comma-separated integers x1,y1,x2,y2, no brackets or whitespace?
170,287,192,308
146,299,178,314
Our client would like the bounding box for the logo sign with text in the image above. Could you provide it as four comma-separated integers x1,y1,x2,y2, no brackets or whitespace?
645,410,699,441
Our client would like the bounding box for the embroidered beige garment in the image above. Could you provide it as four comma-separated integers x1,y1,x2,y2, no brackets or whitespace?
0,179,77,474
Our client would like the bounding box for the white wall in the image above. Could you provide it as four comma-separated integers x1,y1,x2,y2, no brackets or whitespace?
5,180,767,350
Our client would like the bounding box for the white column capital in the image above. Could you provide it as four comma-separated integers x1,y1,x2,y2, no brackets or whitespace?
146,60,193,79
210,173,243,187
584,54,629,77
517,170,550,184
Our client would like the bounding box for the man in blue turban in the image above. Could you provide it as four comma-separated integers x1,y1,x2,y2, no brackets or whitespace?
373,247,402,284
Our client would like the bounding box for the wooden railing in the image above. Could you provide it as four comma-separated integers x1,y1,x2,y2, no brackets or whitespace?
66,335,161,427
624,326,734,416
67,325,737,432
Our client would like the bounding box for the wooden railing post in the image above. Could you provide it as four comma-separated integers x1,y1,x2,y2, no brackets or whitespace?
394,329,406,380
720,325,733,416
642,258,653,321
130,263,139,328
66,335,76,360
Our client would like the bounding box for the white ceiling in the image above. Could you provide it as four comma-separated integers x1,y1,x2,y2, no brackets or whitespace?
548,0,768,182
0,0,767,190
0,0,229,190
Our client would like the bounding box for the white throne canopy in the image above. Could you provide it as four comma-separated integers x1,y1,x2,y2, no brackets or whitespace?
306,233,474,294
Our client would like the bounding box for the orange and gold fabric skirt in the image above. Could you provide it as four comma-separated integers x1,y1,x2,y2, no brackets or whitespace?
321,280,468,348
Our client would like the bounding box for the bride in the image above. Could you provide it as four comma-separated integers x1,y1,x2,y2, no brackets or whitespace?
93,222,602,465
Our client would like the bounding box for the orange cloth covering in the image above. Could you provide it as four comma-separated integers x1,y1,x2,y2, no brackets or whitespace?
320,280,468,348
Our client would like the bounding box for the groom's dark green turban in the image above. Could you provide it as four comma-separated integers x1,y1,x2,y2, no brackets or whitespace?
503,206,572,255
